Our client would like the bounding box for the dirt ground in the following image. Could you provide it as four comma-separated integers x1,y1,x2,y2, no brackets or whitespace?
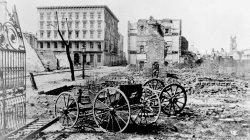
25,66,250,140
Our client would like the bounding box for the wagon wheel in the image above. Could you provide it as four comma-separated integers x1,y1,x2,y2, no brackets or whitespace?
131,87,161,125
93,87,131,132
143,78,165,92
55,92,79,128
160,84,187,116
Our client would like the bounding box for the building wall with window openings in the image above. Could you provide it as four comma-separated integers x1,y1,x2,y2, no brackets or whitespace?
37,5,123,66
128,17,182,66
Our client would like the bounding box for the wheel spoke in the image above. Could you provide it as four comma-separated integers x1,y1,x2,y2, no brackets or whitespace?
175,96,184,99
116,112,127,124
68,114,75,125
107,89,112,104
172,103,176,113
162,92,171,99
115,104,128,110
61,114,66,125
111,115,114,132
63,95,67,107
165,89,172,97
96,98,109,108
132,109,142,122
174,86,179,95
173,91,183,97
114,116,122,131
105,114,111,130
95,109,110,116
66,94,70,107
163,103,170,111
174,102,181,110
68,112,78,118
177,100,184,104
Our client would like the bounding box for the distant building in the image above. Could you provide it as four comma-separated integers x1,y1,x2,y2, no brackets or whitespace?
128,16,182,67
36,5,123,67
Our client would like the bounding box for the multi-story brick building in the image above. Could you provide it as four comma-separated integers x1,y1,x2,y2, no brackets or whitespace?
128,17,182,67
36,5,122,67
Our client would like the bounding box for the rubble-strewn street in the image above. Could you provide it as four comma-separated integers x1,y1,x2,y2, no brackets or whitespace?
24,66,250,140
2,0,250,140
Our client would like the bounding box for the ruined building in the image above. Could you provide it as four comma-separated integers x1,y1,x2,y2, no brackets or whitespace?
36,5,124,67
128,16,182,68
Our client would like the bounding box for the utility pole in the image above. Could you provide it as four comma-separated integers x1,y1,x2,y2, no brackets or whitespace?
82,42,86,79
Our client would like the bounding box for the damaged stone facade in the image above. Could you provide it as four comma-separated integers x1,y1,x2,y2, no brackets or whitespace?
128,17,182,68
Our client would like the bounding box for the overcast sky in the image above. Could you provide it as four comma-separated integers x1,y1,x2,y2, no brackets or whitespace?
6,0,250,54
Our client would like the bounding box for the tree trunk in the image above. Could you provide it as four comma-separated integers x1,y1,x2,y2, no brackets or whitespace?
58,31,75,81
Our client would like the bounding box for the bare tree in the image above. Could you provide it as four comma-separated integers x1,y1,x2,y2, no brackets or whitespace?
55,11,75,81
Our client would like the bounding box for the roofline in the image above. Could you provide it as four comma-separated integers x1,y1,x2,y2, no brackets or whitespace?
37,5,119,22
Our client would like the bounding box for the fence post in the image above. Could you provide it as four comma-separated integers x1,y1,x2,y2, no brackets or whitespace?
29,73,38,90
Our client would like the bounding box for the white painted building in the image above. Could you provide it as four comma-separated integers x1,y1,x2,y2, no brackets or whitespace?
37,5,122,66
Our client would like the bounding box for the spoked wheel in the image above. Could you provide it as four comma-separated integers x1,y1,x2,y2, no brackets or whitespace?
93,87,131,132
160,84,187,116
131,87,161,125
55,92,79,128
143,78,165,92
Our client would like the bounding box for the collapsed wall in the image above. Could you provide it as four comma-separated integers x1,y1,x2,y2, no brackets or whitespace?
24,37,45,73
36,51,58,71
54,52,69,68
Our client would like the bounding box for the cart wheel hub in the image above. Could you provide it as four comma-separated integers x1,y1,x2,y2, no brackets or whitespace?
171,98,177,103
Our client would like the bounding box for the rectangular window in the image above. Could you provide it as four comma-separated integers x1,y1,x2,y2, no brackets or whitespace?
75,12,79,19
47,42,50,48
98,12,101,19
54,31,57,38
82,42,86,49
75,21,79,29
83,21,87,28
61,22,65,29
40,42,43,48
40,13,44,20
98,31,101,38
62,42,65,48
98,21,101,28
54,42,57,48
68,12,72,19
75,42,79,49
90,54,94,63
98,42,101,50
69,31,72,38
83,31,86,38
69,22,72,29
90,42,93,48
47,31,51,38
90,12,94,19
98,55,101,62
54,12,57,20
62,31,65,37
40,31,44,38
47,12,51,20
47,21,51,29
90,21,94,28
54,21,58,27
83,12,87,19
40,22,44,29
61,12,65,20
69,42,72,48
75,31,79,38
90,31,94,38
